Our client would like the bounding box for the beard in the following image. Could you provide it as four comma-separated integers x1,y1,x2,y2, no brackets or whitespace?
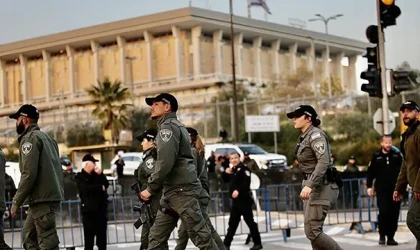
16,121,25,135
403,117,417,126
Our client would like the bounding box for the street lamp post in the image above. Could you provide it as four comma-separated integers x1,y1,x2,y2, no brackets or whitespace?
229,0,239,143
308,14,343,98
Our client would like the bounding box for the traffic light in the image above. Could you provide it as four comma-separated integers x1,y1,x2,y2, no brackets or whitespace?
390,70,412,95
380,0,401,28
360,46,382,98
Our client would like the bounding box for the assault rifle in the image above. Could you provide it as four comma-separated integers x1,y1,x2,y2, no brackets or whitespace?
131,182,155,229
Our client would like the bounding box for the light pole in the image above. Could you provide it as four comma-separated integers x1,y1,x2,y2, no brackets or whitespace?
308,13,343,98
124,56,136,114
229,0,239,143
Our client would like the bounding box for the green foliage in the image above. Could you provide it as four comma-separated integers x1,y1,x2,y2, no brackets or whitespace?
396,61,420,84
130,109,156,151
66,123,105,147
320,76,344,96
5,150,19,162
264,66,314,98
86,77,131,139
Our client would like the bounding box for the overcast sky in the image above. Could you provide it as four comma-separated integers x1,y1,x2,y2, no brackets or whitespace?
0,0,418,73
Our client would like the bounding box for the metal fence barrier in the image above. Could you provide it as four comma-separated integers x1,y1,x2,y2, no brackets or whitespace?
3,178,408,248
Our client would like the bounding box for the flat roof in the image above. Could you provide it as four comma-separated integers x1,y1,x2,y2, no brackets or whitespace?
0,7,369,60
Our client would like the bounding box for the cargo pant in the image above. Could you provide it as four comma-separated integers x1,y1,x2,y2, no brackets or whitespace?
22,202,60,250
175,194,225,250
148,189,217,250
406,196,420,250
303,180,343,250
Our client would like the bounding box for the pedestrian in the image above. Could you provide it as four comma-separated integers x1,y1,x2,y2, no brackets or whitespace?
0,148,12,249
287,105,342,249
222,152,262,250
175,127,225,250
243,152,259,172
75,154,109,250
367,134,402,245
134,128,166,250
9,104,64,250
393,100,420,249
140,93,217,250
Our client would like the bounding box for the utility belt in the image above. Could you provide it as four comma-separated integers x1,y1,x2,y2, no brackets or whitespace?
302,168,343,188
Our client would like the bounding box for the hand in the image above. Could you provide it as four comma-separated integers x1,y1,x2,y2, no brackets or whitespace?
232,190,239,199
94,166,102,175
140,190,151,201
414,191,420,200
11,205,18,218
300,186,312,200
225,168,233,174
393,191,402,202
367,188,374,197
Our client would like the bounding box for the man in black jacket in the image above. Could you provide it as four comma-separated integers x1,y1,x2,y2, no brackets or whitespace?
75,154,109,250
367,135,402,245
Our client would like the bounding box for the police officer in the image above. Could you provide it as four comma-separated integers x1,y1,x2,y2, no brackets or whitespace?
75,154,109,250
9,104,64,250
394,100,420,249
367,135,402,245
222,152,262,250
134,128,165,250
287,105,342,250
140,93,217,250
175,127,225,250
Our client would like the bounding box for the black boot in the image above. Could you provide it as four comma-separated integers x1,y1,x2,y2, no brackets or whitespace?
250,244,263,250
379,235,386,245
387,238,398,245
245,234,252,245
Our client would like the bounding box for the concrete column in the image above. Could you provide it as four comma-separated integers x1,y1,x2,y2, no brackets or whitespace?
213,30,223,76
19,54,28,103
348,55,358,93
306,41,315,71
171,26,182,83
42,50,51,102
192,26,202,80
288,43,298,74
253,36,262,83
66,45,76,96
117,36,126,84
90,41,100,83
233,33,243,77
321,49,329,80
0,60,6,107
271,39,280,82
334,52,345,89
143,31,154,85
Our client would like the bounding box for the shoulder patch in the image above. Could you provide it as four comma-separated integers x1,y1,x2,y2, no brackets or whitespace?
159,129,173,143
146,158,154,169
313,141,325,155
245,170,250,176
21,142,33,155
311,132,321,140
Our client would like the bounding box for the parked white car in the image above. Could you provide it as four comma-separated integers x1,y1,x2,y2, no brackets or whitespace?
110,152,143,176
205,143,288,171
5,161,21,187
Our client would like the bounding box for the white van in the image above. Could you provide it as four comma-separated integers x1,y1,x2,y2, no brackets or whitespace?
205,143,288,171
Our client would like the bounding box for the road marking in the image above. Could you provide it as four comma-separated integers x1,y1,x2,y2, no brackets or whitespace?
273,242,312,249
333,236,378,246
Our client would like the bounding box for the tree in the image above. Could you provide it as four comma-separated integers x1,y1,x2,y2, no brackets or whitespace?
86,77,131,142
130,109,156,150
264,66,314,98
395,61,420,84
320,75,344,96
66,122,105,147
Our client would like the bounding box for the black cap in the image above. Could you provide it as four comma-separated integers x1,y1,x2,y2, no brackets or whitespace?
349,155,355,160
399,100,420,111
9,104,39,120
145,93,178,112
286,105,318,119
186,127,198,136
82,154,99,162
136,128,158,141
244,151,250,156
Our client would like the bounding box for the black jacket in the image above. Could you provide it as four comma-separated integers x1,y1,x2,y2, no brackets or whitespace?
367,147,403,194
75,169,109,214
222,162,252,202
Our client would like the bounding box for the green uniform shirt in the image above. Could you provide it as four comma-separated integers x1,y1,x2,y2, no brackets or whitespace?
12,124,64,213
295,125,333,189
0,149,6,212
147,113,201,195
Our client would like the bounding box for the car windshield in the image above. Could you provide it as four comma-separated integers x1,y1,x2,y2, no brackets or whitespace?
238,145,268,155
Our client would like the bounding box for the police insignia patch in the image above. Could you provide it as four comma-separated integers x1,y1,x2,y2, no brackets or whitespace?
314,141,325,155
311,132,321,140
22,142,32,155
160,129,173,143
245,170,250,176
146,158,154,169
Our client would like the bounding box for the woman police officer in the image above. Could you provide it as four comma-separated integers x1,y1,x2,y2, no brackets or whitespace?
134,128,167,250
287,105,342,250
